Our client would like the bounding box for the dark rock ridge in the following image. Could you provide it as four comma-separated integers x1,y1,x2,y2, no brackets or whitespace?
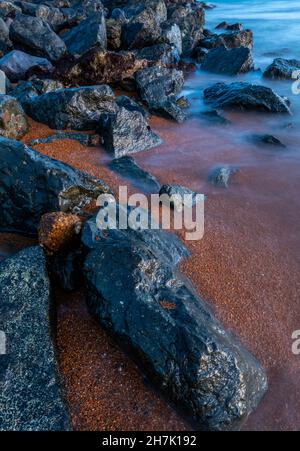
109,155,161,193
99,105,162,157
204,82,291,114
25,85,116,130
201,46,254,75
0,246,71,431
82,213,267,431
0,94,28,139
263,58,300,80
62,12,107,57
9,14,67,62
0,138,111,234
0,50,53,82
251,134,286,148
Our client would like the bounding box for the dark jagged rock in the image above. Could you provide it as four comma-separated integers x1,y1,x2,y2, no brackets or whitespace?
135,65,185,122
137,43,180,65
200,110,231,125
251,134,286,148
116,95,149,117
201,30,253,50
25,85,117,130
11,78,63,108
209,165,240,188
204,82,291,114
0,246,71,431
0,138,111,234
30,131,100,147
0,94,28,139
106,18,122,50
121,21,161,50
16,1,68,32
122,0,167,26
0,50,53,82
82,214,267,431
9,14,67,62
0,1,21,19
159,184,202,212
167,3,205,54
62,13,107,57
47,246,85,292
0,18,12,58
216,22,243,31
201,46,254,75
109,155,160,192
176,95,190,109
55,49,148,86
160,22,182,55
99,106,162,157
263,58,300,80
192,46,208,63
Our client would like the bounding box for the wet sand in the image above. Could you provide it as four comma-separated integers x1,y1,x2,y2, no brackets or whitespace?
15,111,300,431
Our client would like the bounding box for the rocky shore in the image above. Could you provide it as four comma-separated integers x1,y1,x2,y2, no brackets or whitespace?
0,0,299,432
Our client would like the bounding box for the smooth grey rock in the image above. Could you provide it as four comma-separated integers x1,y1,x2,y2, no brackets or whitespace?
204,82,291,114
0,246,71,431
0,94,28,139
0,138,111,234
0,50,53,81
25,85,116,130
201,45,254,75
9,14,67,62
63,12,107,57
263,58,300,80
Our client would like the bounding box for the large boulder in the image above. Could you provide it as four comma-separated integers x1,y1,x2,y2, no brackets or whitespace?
201,46,254,75
204,82,291,114
0,94,28,139
0,50,53,82
100,105,162,157
55,49,148,86
263,58,300,80
9,14,67,62
16,1,68,32
0,246,71,431
62,12,107,57
0,138,111,234
0,18,12,58
200,29,253,50
82,214,267,431
135,65,185,122
121,21,161,50
137,43,180,65
25,85,116,130
11,78,64,108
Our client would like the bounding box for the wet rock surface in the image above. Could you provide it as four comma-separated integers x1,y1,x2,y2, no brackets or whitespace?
209,165,240,188
109,155,161,192
251,134,286,149
263,58,300,80
0,18,12,58
0,246,71,431
0,50,53,82
82,214,267,431
159,184,202,212
0,138,111,234
204,82,291,114
201,45,254,75
25,85,116,130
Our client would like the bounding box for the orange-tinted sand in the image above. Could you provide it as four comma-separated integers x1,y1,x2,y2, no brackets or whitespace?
15,112,300,431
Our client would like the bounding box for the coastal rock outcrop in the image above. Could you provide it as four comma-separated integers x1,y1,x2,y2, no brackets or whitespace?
204,82,291,114
0,138,111,234
0,246,71,431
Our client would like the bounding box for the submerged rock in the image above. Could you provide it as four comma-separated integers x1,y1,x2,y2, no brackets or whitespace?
109,155,160,192
0,246,71,431
62,12,107,57
200,110,231,125
100,106,162,157
0,138,111,234
9,14,67,62
201,46,254,75
251,134,286,148
25,85,116,130
209,165,240,188
263,58,300,80
0,50,53,82
82,214,267,431
0,95,28,139
204,82,291,114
